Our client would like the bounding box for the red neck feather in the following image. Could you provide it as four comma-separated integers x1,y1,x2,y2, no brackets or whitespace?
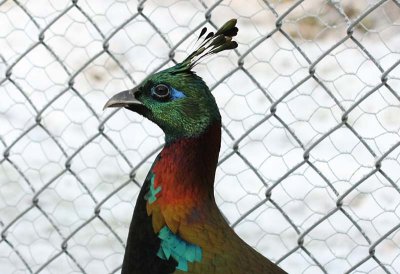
152,122,221,205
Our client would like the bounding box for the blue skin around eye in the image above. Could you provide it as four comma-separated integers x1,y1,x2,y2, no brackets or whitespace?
170,87,186,100
151,85,186,101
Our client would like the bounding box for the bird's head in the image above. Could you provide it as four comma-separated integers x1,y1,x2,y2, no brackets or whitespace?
104,19,238,142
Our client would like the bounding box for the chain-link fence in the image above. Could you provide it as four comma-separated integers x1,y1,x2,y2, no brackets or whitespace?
1,0,400,273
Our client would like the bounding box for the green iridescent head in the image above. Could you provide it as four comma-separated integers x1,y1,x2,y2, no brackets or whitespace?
104,19,238,141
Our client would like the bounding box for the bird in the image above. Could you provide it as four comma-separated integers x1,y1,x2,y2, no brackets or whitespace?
104,19,287,274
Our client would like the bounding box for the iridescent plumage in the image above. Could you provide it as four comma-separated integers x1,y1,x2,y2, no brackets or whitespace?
104,19,287,274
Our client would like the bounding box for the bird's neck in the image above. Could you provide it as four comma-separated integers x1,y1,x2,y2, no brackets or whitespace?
151,121,221,205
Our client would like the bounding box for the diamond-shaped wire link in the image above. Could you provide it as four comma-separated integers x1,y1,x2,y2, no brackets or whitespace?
1,0,400,273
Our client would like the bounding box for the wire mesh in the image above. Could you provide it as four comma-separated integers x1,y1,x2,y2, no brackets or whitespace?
1,0,400,273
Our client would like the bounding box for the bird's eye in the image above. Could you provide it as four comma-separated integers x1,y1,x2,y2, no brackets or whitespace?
151,84,170,101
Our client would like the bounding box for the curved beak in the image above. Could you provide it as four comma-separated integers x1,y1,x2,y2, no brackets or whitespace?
103,87,142,110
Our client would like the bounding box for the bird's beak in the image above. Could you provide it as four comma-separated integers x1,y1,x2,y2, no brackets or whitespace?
103,87,143,110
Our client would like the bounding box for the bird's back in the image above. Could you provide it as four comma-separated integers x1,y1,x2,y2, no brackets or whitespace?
173,202,286,274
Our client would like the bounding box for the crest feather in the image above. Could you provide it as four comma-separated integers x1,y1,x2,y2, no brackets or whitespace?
173,19,238,73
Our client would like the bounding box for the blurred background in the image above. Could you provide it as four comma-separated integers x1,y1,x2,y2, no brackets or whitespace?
1,0,400,273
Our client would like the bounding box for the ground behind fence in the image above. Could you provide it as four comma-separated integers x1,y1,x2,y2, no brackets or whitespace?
1,0,400,273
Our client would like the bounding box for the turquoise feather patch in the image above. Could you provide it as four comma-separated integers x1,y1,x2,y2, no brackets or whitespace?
156,226,202,271
144,174,161,204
